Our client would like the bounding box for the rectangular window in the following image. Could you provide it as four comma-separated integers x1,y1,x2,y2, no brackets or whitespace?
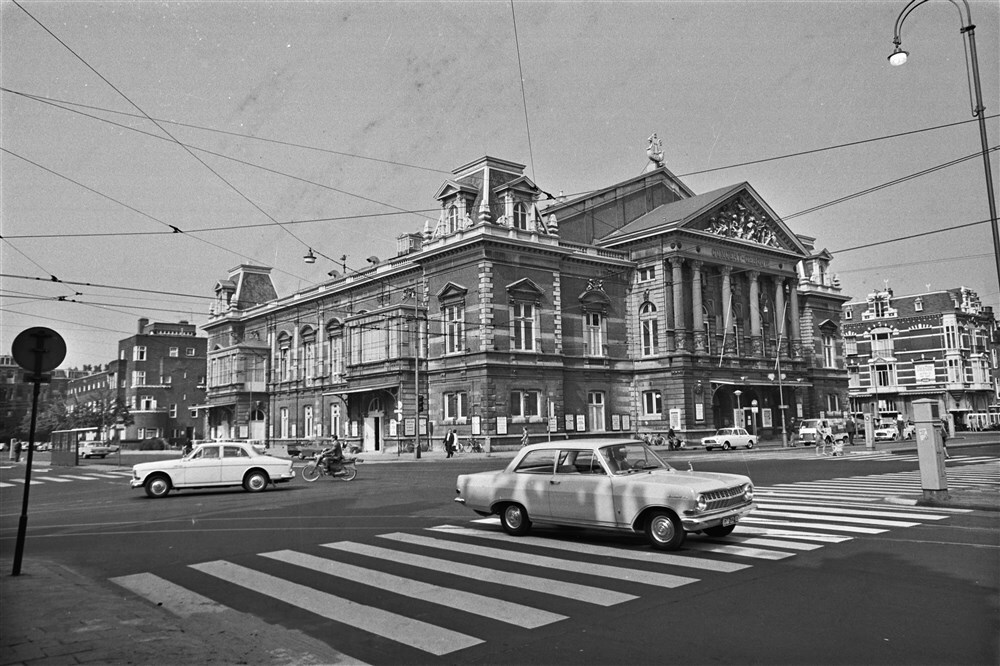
328,335,344,380
445,305,465,354
140,395,156,410
303,341,316,379
133,346,147,361
160,375,172,385
512,303,535,351
642,390,662,417
638,266,656,282
169,347,179,357
585,312,604,357
169,404,177,418
132,371,146,386
304,405,314,438
844,336,857,356
510,390,541,418
944,324,958,349
822,334,836,368
278,347,290,380
874,364,894,387
871,332,893,358
280,407,289,439
444,391,468,420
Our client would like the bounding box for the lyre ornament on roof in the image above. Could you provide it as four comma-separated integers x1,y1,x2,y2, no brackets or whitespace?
586,279,605,292
705,201,781,248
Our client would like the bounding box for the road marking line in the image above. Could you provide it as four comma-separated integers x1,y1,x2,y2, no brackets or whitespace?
0,482,13,488
429,525,751,573
6,479,42,485
323,541,635,606
57,475,101,480
377,532,698,589
751,509,919,527
83,473,125,478
734,526,853,542
755,503,948,521
679,542,794,560
37,476,73,482
110,572,228,617
191,560,482,656
724,537,823,551
261,549,566,629
740,517,886,534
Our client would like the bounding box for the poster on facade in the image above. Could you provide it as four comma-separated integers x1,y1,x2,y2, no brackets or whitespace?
238,425,248,439
576,414,586,431
669,408,681,430
472,415,481,435
389,419,398,437
622,414,630,431
915,363,935,384
565,415,575,431
695,403,704,422
733,408,744,428
762,408,772,428
548,416,558,432
611,413,621,431
404,418,415,437
419,418,427,436
497,416,508,435
796,403,803,418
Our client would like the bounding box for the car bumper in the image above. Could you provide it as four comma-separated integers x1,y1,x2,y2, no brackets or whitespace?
275,470,296,482
681,503,755,531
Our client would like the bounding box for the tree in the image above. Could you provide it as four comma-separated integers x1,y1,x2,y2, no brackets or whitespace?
71,388,133,437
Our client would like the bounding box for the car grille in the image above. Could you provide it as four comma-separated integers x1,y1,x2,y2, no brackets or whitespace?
702,485,748,510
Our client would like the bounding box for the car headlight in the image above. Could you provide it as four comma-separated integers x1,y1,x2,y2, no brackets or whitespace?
743,483,754,502
696,494,707,511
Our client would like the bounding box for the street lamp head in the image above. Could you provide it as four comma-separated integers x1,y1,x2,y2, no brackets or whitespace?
888,44,908,66
303,248,317,264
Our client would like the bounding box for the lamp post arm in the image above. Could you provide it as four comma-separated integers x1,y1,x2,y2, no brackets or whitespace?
894,0,970,43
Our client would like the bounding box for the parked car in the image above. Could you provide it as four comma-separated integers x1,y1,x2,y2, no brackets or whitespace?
79,441,112,458
873,422,915,441
454,439,755,550
36,442,52,452
701,427,755,451
797,419,850,446
129,441,295,498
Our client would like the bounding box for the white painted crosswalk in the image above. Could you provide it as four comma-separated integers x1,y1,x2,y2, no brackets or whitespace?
107,462,997,660
0,470,133,488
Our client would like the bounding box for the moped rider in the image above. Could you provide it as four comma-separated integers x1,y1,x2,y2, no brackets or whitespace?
317,437,344,475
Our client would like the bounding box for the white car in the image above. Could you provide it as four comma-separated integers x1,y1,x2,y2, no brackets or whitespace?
701,428,755,451
129,441,295,498
79,441,113,458
874,423,915,441
455,439,755,550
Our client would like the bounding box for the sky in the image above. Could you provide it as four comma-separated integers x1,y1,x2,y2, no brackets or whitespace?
2,0,998,371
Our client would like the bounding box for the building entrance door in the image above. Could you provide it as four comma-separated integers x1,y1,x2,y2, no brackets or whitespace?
364,417,381,451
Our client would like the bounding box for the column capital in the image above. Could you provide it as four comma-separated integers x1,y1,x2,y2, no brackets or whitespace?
690,259,704,271
668,256,685,268
720,265,733,276
748,269,760,282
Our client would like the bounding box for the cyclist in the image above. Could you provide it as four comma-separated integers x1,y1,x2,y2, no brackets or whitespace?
318,437,344,475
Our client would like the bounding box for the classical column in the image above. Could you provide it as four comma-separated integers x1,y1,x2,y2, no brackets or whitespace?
671,257,686,351
692,261,705,352
721,266,733,355
787,278,801,357
774,277,786,357
749,271,762,356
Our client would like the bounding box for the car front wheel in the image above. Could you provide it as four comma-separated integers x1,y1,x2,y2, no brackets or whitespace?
746,440,754,449
243,470,269,492
499,503,531,536
722,442,732,450
646,510,685,550
144,474,171,498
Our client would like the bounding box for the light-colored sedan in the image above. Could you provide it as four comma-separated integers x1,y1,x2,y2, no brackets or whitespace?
701,428,755,451
130,441,295,498
455,439,755,550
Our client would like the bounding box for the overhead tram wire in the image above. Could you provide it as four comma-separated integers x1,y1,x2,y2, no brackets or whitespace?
11,1,325,262
1,88,453,176
509,0,536,182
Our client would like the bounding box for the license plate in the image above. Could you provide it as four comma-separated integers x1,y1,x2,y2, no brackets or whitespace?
722,515,740,527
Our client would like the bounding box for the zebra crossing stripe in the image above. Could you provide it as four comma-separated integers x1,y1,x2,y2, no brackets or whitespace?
428,525,751,573
751,509,920,527
734,526,853,542
680,542,794,560
725,537,823,551
57,475,101,481
83,473,125,478
739,517,886,534
6,479,42,485
755,503,948,521
111,572,228,617
260,549,567,629
0,482,13,488
190,560,482,656
378,532,699,589
757,491,883,503
322,541,635,606
38,476,73,482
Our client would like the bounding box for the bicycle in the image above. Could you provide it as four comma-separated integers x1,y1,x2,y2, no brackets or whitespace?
459,436,483,453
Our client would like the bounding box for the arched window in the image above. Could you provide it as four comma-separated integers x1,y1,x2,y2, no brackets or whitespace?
640,302,659,357
513,202,527,230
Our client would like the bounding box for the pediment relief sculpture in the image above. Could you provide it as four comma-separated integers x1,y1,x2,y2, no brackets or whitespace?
703,198,783,249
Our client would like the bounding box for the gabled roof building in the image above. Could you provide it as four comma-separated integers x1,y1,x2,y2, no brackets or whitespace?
202,145,849,453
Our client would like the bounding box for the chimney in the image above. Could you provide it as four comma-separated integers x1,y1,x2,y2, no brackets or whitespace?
138,318,149,334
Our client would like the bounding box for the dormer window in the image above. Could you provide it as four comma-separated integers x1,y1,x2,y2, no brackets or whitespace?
447,205,459,234
914,297,923,312
862,290,897,321
844,307,853,320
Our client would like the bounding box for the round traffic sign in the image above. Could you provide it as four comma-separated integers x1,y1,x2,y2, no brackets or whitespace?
11,327,67,373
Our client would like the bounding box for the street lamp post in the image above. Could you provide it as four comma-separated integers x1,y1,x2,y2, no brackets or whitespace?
889,0,1000,295
763,298,791,448
405,287,421,459
733,389,743,428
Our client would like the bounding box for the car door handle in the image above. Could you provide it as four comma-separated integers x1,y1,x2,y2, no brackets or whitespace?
550,479,560,485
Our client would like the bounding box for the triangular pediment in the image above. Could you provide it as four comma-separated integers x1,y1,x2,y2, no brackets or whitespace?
434,180,480,202
506,278,544,302
493,175,539,196
436,282,469,301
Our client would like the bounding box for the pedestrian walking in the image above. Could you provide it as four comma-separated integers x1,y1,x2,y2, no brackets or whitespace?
520,427,529,448
444,429,457,458
13,439,22,463
939,417,951,459
845,418,856,446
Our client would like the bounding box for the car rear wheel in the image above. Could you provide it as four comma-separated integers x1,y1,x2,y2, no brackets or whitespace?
499,503,531,536
646,510,685,550
144,474,171,498
704,524,736,537
243,470,269,492
722,442,732,450
746,440,754,449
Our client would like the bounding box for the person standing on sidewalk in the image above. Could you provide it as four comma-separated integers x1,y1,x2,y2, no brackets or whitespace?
845,418,856,446
939,417,951,459
520,427,529,448
444,429,457,458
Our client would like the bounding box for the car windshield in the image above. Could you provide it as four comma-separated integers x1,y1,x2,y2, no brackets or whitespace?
599,443,670,475
800,420,821,428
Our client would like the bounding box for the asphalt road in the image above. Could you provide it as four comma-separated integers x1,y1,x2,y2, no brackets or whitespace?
2,445,998,665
